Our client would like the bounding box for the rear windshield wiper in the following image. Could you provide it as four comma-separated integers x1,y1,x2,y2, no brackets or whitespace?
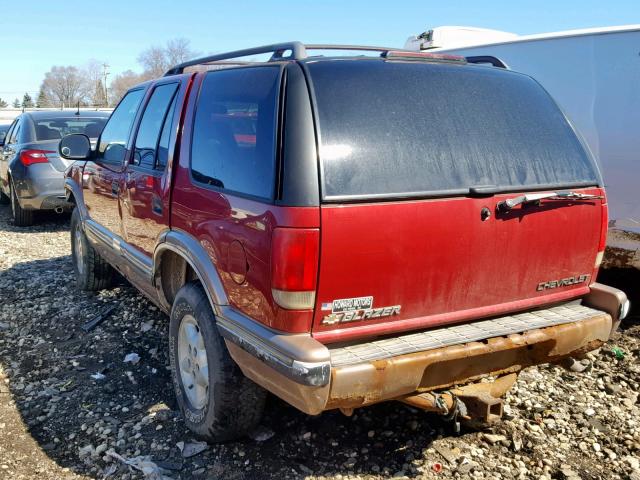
497,191,603,212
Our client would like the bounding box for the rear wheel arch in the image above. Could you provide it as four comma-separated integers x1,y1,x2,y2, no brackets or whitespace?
153,233,227,313
64,179,88,220
155,249,199,309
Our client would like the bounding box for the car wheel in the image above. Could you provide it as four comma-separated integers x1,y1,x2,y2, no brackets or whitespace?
169,282,266,442
70,208,113,291
10,181,34,226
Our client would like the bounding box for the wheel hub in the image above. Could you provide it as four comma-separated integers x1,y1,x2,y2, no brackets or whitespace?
177,315,209,410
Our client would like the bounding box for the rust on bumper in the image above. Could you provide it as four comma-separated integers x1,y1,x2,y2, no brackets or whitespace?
326,312,611,410
227,309,612,415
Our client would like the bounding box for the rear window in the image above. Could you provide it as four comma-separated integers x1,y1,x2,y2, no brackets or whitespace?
190,66,280,200
35,117,107,141
307,60,600,200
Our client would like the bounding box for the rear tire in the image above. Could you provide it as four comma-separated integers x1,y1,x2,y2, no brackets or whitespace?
70,208,113,291
10,181,34,227
169,282,266,442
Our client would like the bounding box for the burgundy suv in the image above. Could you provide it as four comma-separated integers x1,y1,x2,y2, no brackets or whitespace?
60,43,629,441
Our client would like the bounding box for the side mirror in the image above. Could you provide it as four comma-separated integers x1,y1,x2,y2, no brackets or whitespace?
59,134,92,160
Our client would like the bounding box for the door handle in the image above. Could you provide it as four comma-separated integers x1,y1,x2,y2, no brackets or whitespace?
111,181,120,196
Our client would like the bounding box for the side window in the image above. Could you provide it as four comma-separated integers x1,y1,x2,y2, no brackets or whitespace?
190,66,280,199
156,93,178,170
98,90,145,165
3,122,16,145
133,83,179,169
8,118,21,145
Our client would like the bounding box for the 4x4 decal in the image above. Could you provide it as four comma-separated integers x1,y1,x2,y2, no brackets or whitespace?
321,296,401,325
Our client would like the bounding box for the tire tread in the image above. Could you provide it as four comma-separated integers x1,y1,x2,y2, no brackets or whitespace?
71,208,113,291
11,183,34,227
171,282,266,442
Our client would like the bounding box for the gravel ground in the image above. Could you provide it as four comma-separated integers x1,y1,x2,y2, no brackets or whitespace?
0,203,639,480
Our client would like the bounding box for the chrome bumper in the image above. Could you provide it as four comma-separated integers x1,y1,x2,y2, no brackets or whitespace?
216,306,331,387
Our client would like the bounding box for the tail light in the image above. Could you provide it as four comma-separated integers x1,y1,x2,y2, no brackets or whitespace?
271,228,319,310
20,149,54,166
595,193,608,268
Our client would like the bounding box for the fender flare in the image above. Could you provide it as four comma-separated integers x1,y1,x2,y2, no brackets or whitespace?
153,229,228,314
64,178,88,221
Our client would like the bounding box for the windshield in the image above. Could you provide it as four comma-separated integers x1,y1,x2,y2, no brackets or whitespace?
34,117,107,141
307,60,600,201
0,125,9,143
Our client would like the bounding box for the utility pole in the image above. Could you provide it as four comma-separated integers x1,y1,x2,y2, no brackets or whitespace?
102,63,110,107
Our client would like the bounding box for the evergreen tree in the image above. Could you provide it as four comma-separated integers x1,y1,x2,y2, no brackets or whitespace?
22,92,34,108
12,98,20,108
0,98,7,108
36,88,47,108
93,79,107,107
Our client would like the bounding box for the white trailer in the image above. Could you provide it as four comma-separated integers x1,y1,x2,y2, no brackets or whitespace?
404,25,640,269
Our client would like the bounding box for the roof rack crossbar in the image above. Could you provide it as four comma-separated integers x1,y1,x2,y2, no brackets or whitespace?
303,44,400,54
164,42,421,76
164,41,308,76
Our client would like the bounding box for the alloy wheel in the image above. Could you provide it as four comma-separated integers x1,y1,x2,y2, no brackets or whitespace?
177,314,210,410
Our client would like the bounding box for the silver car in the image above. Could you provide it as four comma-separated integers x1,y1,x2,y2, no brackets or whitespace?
0,111,109,226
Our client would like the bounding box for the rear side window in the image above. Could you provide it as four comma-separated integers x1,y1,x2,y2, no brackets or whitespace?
0,126,9,143
308,60,600,200
157,93,178,170
7,118,21,144
98,89,145,165
3,122,16,144
133,83,179,169
190,66,280,199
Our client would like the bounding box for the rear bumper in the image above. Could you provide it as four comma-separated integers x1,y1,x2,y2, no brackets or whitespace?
12,163,70,211
219,283,628,414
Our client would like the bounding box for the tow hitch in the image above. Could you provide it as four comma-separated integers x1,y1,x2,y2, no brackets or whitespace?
400,373,518,425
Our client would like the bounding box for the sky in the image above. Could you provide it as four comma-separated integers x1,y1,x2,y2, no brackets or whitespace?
0,0,638,102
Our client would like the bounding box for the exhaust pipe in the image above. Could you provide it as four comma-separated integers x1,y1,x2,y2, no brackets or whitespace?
54,207,64,214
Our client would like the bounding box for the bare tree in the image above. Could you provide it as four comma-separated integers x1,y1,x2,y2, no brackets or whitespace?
166,38,196,66
138,38,198,78
109,70,144,106
40,66,91,107
137,46,167,79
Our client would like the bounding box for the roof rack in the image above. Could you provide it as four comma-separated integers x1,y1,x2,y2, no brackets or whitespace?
466,55,508,69
164,42,408,75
